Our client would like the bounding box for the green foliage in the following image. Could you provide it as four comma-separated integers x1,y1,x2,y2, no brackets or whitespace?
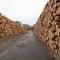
15,21,22,25
23,24,33,30
56,51,60,60
15,21,33,30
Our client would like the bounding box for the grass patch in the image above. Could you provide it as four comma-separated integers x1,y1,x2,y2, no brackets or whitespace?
0,37,11,44
56,51,60,60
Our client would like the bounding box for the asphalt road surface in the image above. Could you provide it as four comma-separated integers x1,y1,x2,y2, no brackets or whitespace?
0,31,52,60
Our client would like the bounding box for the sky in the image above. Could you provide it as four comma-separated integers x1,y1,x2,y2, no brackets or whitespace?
0,0,48,26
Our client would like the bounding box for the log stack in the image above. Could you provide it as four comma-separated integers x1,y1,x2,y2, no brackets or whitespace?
0,13,26,38
34,0,60,57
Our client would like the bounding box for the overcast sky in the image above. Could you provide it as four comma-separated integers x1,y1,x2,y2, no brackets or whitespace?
0,0,48,26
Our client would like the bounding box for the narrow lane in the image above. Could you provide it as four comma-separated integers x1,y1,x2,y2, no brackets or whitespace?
0,31,52,60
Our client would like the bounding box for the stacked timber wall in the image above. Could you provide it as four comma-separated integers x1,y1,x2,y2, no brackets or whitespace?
34,0,60,58
0,13,26,38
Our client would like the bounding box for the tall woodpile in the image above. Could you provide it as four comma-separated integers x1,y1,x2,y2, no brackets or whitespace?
0,13,26,38
34,0,60,57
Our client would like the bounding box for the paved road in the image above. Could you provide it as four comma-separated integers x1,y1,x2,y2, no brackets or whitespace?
0,31,52,60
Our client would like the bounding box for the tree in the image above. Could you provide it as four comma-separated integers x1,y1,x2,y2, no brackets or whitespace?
15,21,22,26
23,24,33,30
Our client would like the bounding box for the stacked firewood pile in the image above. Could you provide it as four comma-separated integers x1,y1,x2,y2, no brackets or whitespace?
0,13,26,38
34,0,60,57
